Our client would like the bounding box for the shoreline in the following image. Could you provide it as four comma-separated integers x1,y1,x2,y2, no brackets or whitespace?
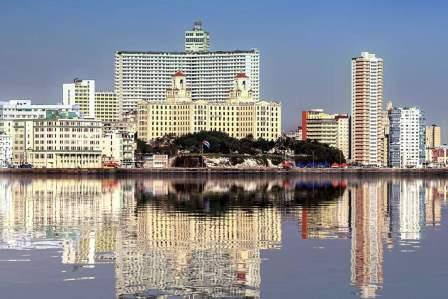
1,167,448,176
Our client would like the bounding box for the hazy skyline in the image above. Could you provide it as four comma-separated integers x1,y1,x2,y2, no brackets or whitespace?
1,0,448,136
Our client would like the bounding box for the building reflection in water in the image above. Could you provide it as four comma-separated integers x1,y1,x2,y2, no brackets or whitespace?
0,175,446,298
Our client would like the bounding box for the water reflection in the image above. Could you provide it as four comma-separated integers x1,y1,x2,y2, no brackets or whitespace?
0,175,446,298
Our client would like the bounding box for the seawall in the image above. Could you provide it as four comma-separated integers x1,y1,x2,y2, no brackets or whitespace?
1,167,448,177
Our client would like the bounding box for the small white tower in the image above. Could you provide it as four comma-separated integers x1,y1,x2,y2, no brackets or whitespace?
185,21,210,52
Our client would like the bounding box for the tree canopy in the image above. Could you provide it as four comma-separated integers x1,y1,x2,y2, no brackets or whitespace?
136,131,345,163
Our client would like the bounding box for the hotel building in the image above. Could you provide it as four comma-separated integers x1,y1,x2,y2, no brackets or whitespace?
388,107,425,168
137,72,281,141
115,22,260,112
351,52,384,166
301,109,349,159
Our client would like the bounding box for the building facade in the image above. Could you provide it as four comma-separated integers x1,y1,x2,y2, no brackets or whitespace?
351,52,384,166
301,109,349,160
184,21,210,52
388,107,425,168
137,72,281,141
115,23,260,112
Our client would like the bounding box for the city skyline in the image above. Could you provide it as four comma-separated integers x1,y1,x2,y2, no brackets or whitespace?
1,1,448,136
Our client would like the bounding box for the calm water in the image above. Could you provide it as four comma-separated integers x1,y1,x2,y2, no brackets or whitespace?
0,174,447,298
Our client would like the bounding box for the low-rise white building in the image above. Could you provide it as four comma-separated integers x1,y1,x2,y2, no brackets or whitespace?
0,99,80,120
143,155,169,168
0,133,12,167
102,130,136,167
137,72,281,142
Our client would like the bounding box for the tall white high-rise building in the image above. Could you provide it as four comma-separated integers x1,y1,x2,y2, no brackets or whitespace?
115,22,260,113
185,21,210,52
388,106,425,168
351,52,384,166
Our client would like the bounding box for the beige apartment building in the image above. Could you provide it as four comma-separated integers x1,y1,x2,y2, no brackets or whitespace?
95,92,120,122
426,124,441,148
351,52,384,166
301,109,349,160
137,72,281,142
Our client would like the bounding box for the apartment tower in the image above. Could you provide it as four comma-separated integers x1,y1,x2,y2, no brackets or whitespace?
351,52,384,166
425,124,441,148
389,107,425,168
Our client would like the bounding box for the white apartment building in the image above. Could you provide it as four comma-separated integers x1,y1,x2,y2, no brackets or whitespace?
351,52,384,166
0,133,12,167
137,72,281,142
115,22,260,112
185,21,210,52
63,79,95,118
389,107,425,168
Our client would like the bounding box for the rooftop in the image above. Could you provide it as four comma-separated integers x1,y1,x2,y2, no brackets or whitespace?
116,49,258,55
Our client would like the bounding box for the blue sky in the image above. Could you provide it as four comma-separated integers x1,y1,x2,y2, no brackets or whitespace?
1,0,447,135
